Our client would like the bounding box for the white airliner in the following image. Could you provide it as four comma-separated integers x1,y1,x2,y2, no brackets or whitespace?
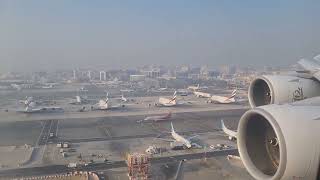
70,96,87,105
159,122,200,149
114,94,128,103
92,93,125,110
120,89,134,93
187,84,208,91
17,98,63,113
193,91,211,98
220,120,237,141
209,89,237,104
41,83,55,89
137,112,172,123
188,84,200,91
19,96,35,106
93,97,124,110
156,91,178,107
11,84,22,91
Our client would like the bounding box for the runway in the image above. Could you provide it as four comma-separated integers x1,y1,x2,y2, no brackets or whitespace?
0,109,244,146
0,149,238,178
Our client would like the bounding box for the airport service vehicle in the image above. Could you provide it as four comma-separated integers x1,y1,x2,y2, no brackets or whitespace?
67,163,78,168
235,56,320,180
137,112,172,123
209,89,237,104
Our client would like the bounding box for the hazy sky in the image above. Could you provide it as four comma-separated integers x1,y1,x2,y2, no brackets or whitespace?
1,0,320,72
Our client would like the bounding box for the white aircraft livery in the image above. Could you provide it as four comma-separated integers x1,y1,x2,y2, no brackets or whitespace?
220,120,237,141
157,91,178,107
209,89,237,104
158,122,200,149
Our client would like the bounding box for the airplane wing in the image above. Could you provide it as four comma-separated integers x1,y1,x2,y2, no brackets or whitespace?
187,135,199,141
297,58,320,81
191,142,202,149
177,101,194,105
156,138,175,142
221,120,237,139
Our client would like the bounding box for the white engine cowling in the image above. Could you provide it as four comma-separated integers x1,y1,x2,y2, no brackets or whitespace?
237,99,320,180
248,75,320,107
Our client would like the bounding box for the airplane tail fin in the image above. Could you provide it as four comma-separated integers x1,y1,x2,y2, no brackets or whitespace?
227,89,237,100
221,119,237,139
221,119,226,130
170,92,177,103
171,122,175,133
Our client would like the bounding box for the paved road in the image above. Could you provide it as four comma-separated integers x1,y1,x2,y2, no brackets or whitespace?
0,149,238,178
37,120,53,146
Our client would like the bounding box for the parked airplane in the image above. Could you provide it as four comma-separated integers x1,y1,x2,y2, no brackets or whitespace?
17,98,63,113
120,89,134,93
19,96,35,106
159,122,200,149
235,55,320,180
220,120,237,141
114,94,129,103
70,96,89,105
93,97,124,110
137,112,172,123
92,93,125,110
11,84,22,91
41,83,55,89
209,89,237,104
187,84,208,91
193,91,211,98
156,91,178,107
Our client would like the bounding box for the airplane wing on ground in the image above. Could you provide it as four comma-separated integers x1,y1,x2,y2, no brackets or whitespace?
297,58,320,81
156,138,175,142
187,135,199,141
221,120,237,139
177,100,196,105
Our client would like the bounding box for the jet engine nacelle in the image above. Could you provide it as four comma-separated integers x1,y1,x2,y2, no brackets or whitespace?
248,75,320,107
237,100,320,180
